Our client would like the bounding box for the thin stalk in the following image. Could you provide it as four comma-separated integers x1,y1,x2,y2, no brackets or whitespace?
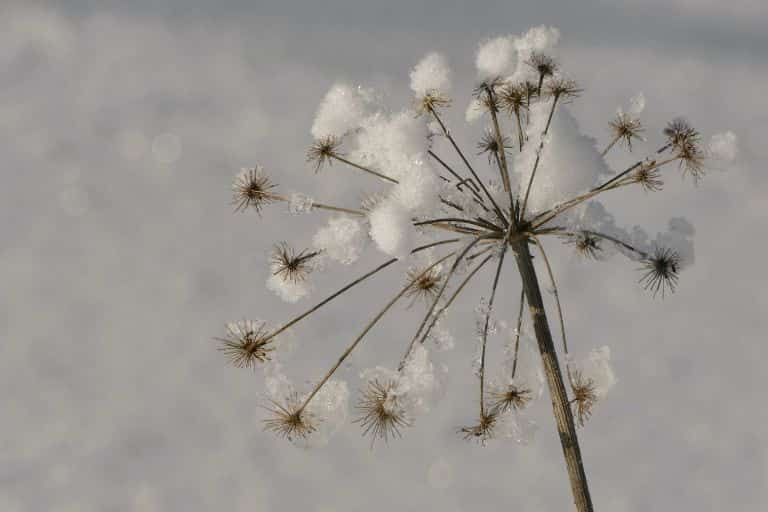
478,241,509,416
428,150,481,195
331,154,399,184
262,239,460,344
267,192,366,217
531,235,571,377
601,134,621,157
511,238,593,512
514,108,525,152
546,228,649,260
520,95,561,220
530,155,680,229
414,217,503,233
428,105,508,225
297,253,455,414
485,85,513,194
399,235,492,368
511,289,525,378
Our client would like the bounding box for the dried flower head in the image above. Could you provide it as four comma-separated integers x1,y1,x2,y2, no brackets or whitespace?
563,232,602,260
354,379,411,445
232,167,277,213
663,118,700,150
609,112,645,151
415,90,452,115
459,411,498,445
528,52,558,79
570,371,597,427
263,392,317,440
477,131,513,164
487,383,532,414
271,242,320,283
677,140,705,182
545,77,582,100
639,247,680,297
634,164,663,192
216,320,274,368
306,135,343,172
405,264,443,305
497,82,528,114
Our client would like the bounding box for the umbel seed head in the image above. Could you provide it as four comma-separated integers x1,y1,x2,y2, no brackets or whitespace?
477,131,512,164
459,411,498,445
415,90,452,115
306,135,343,172
487,384,532,414
216,320,274,368
570,371,597,427
405,265,444,305
232,166,277,213
639,247,680,298
564,232,602,260
354,379,412,446
263,392,317,441
634,165,663,192
609,112,645,151
527,52,558,78
271,242,320,284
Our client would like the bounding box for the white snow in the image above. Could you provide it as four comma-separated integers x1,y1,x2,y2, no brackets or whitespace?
312,216,367,264
311,83,376,139
410,52,451,96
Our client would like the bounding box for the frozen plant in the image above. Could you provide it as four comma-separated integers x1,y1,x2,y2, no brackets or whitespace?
217,27,737,512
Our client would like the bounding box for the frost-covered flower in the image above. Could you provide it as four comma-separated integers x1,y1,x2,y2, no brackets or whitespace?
231,167,276,213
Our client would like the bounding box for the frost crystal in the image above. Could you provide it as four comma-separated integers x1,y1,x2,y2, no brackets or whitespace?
266,273,310,303
312,216,366,264
301,379,350,448
311,83,376,139
288,192,314,215
569,346,617,400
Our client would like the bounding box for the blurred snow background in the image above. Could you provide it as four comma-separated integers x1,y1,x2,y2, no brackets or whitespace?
1,1,767,511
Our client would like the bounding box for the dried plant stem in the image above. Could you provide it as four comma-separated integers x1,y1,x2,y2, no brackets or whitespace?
600,134,621,157
530,156,680,230
428,106,508,224
547,228,649,259
511,289,525,378
330,154,399,184
520,95,561,219
262,239,460,344
514,109,525,151
297,253,456,415
531,235,572,381
511,238,593,512
266,192,366,217
478,242,509,416
428,150,483,197
485,86,513,195
399,235,492,368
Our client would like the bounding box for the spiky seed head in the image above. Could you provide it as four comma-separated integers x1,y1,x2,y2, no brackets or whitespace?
545,77,582,101
216,320,274,368
639,247,680,298
663,117,700,150
354,379,411,446
472,78,505,113
306,135,343,172
523,80,539,99
415,90,452,116
563,232,602,260
262,392,317,441
570,371,597,427
634,164,663,192
609,112,645,151
497,82,528,114
404,264,443,305
476,131,512,164
270,242,320,284
677,139,706,182
527,52,558,78
232,167,277,213
487,384,532,414
459,411,498,445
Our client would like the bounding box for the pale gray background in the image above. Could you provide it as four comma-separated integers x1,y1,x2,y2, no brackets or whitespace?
1,1,766,511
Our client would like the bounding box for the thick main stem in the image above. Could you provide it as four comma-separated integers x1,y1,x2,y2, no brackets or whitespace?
511,239,593,512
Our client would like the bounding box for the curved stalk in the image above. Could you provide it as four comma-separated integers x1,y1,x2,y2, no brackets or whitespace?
478,242,509,416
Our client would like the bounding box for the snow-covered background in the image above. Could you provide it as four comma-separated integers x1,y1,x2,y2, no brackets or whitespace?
2,1,766,510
